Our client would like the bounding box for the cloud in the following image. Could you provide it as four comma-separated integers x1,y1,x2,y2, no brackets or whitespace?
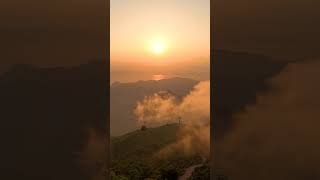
134,91,179,126
134,81,210,158
134,81,210,126
78,128,107,180
156,124,210,158
218,60,320,179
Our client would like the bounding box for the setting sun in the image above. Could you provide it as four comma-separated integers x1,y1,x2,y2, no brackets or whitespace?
151,40,167,55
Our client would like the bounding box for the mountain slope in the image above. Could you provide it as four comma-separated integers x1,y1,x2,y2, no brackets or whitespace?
110,124,203,179
111,123,180,160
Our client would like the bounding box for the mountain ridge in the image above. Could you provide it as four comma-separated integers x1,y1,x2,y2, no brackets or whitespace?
110,77,199,136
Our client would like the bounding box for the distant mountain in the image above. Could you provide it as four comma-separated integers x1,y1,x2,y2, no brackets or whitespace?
110,77,198,136
110,50,288,136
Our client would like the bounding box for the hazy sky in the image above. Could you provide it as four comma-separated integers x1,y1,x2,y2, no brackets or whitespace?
0,0,108,74
2,0,318,77
111,0,210,82
213,0,320,60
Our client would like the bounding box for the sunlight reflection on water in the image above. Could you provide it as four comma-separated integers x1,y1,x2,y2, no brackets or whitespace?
152,74,166,81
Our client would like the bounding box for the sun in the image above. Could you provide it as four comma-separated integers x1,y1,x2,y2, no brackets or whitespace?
151,39,167,55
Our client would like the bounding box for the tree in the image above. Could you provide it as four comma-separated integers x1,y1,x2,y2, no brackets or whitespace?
141,125,147,131
160,166,179,180
110,171,129,180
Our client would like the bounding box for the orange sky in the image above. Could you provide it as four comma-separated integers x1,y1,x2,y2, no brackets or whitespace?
110,0,210,82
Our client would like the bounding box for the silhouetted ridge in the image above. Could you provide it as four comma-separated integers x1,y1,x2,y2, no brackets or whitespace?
212,49,288,135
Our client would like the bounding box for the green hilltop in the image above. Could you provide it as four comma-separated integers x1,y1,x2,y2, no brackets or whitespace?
110,123,203,180
111,123,180,160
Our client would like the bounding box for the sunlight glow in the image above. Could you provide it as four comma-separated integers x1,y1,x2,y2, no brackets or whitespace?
151,39,167,55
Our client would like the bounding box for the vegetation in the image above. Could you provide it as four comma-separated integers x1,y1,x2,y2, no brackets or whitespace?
189,164,210,180
110,124,204,179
